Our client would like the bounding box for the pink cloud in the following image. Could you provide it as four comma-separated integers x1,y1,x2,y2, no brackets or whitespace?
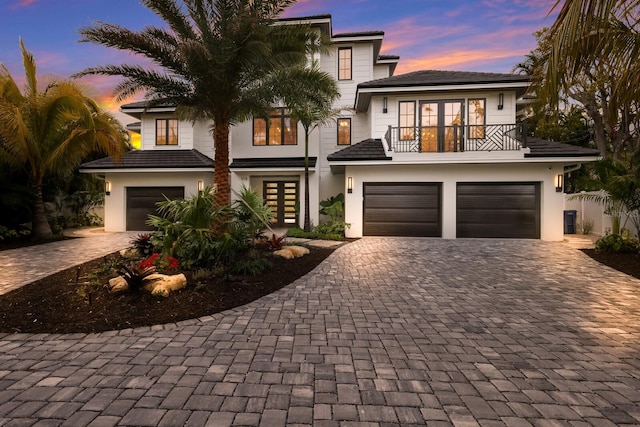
396,48,528,74
10,0,38,9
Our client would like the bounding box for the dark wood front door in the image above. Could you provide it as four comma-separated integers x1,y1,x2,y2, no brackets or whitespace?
264,181,298,227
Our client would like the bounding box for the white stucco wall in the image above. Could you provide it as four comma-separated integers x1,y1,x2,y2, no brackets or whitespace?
342,162,565,241
104,171,214,232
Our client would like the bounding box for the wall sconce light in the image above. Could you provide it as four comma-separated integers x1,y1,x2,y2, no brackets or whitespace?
347,176,353,194
498,93,504,110
383,97,388,114
197,180,204,192
555,174,564,192
104,180,111,196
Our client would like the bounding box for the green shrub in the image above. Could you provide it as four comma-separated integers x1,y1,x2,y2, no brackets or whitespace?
0,224,31,241
319,193,344,222
231,250,272,276
233,186,273,242
286,227,318,239
595,232,639,253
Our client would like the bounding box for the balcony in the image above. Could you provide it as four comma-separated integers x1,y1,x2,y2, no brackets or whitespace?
384,123,528,153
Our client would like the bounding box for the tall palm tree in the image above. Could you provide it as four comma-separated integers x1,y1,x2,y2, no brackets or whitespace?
0,40,129,239
77,0,325,209
278,64,340,232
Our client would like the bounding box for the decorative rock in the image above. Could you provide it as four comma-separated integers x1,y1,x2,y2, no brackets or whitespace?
273,245,310,259
108,276,128,293
119,248,138,258
143,273,187,297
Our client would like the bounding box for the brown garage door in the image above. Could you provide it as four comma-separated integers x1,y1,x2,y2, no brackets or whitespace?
457,183,540,238
126,187,184,231
363,183,441,237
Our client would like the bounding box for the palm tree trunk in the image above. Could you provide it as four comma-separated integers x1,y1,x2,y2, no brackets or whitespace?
214,122,231,208
303,131,311,232
31,180,53,240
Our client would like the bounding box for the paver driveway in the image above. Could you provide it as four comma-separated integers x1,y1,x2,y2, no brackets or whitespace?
0,238,639,426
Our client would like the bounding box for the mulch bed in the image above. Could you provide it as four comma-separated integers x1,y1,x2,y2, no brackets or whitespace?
581,249,640,280
0,247,335,334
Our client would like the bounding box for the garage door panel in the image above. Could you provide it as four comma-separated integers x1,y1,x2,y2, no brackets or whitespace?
364,207,440,222
126,187,184,231
364,222,441,237
363,183,441,237
457,183,540,239
365,194,440,209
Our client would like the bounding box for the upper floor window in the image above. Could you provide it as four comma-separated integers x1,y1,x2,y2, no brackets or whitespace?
337,118,351,145
253,108,298,145
398,101,416,140
156,119,178,145
338,47,352,80
468,99,486,139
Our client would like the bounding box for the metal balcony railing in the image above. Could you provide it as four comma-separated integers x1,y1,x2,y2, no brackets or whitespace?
384,123,528,153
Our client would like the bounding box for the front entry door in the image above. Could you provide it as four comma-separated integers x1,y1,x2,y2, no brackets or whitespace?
419,100,464,152
264,181,299,227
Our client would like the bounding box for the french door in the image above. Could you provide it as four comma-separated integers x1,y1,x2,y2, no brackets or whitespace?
264,181,299,227
419,100,464,152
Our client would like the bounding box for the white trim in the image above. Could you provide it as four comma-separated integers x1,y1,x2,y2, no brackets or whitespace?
359,81,529,95
229,167,316,173
331,34,384,43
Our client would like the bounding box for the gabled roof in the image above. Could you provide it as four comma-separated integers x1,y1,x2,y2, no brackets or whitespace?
120,100,177,119
80,149,214,171
355,70,531,112
525,138,601,158
230,157,317,169
327,139,391,161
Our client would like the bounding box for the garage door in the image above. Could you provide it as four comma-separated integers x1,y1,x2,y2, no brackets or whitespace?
363,183,441,237
126,187,184,231
457,183,540,238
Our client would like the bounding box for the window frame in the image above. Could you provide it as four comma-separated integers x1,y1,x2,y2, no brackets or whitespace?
155,118,179,146
467,98,486,139
398,101,416,141
338,47,352,81
337,118,352,146
252,108,298,146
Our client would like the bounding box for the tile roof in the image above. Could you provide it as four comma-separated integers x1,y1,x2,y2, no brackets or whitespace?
230,157,317,169
80,149,214,170
358,70,531,89
525,138,601,158
120,100,176,110
378,55,400,60
327,139,391,161
333,31,385,38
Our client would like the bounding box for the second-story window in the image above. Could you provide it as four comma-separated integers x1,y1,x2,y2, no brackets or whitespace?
338,47,352,80
399,101,416,140
468,99,485,139
156,119,178,145
337,118,351,145
253,108,298,145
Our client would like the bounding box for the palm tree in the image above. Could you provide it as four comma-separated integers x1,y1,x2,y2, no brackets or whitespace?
546,0,640,108
77,0,325,209
0,40,129,239
278,64,340,231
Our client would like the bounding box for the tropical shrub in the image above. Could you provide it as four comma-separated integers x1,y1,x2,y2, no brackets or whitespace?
0,224,30,241
140,253,179,274
595,231,639,253
131,233,154,257
233,186,273,243
319,193,345,223
148,187,225,269
263,233,286,250
231,249,272,276
118,263,157,292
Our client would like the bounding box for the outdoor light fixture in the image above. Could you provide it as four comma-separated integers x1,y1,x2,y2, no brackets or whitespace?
197,180,204,192
498,93,504,110
347,176,353,194
555,174,564,192
105,180,111,196
383,97,388,114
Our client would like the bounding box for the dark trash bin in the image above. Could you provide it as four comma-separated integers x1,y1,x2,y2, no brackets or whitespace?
564,210,577,234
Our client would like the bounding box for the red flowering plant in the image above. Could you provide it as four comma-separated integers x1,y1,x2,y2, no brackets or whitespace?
139,253,179,274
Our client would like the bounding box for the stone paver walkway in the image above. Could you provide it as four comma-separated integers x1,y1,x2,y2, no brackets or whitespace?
0,238,639,426
0,229,134,295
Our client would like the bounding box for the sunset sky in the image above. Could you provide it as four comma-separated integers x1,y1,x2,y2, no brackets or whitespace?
1,0,559,127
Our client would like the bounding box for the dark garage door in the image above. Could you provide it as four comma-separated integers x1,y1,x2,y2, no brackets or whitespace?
126,187,184,231
457,183,540,238
363,183,441,237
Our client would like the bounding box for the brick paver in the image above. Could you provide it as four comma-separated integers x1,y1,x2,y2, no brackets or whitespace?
1,238,640,426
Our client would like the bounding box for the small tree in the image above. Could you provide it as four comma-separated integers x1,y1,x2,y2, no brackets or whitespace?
279,64,340,231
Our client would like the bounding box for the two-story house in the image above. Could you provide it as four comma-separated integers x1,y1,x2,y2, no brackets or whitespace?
81,14,600,240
